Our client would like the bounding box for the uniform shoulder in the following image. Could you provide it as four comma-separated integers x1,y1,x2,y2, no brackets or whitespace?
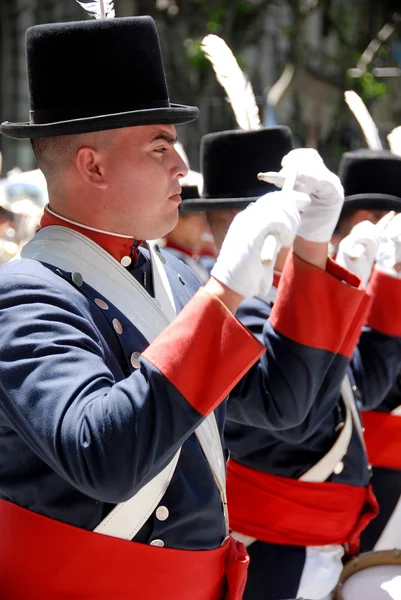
159,248,204,292
0,258,84,303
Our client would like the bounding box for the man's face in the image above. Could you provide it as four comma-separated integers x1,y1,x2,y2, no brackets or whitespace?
206,209,241,252
104,124,188,239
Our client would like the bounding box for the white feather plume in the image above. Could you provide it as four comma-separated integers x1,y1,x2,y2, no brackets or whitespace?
387,126,401,157
76,0,115,19
201,34,261,131
344,90,382,150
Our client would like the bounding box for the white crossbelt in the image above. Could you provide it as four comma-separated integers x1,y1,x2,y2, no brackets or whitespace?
300,374,365,483
21,226,228,540
233,375,366,549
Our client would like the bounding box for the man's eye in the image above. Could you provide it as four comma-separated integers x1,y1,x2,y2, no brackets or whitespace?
154,147,167,153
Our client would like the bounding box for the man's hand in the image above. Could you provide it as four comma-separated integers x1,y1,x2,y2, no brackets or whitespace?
261,148,344,244
209,190,310,304
336,217,391,285
377,212,401,277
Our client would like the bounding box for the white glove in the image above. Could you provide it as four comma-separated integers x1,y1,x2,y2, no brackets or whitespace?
336,220,388,286
211,190,310,298
376,212,401,278
260,148,344,243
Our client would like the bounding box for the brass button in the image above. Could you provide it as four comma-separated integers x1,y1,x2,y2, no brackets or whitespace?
95,298,109,310
72,272,84,287
112,318,123,335
155,506,169,521
130,352,141,369
150,539,164,547
333,461,344,475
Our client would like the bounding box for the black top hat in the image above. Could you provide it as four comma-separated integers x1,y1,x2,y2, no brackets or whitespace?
1,16,198,139
181,126,293,213
180,185,200,202
338,150,401,213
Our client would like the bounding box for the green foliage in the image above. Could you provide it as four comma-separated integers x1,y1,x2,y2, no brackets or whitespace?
359,72,388,101
184,38,210,73
328,4,358,44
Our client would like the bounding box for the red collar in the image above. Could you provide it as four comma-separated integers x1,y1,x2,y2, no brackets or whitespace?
164,237,195,258
40,207,141,264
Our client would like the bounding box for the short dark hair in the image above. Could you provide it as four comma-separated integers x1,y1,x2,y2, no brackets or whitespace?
31,131,112,180
31,136,76,178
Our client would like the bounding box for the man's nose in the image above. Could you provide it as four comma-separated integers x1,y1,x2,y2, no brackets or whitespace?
173,149,189,179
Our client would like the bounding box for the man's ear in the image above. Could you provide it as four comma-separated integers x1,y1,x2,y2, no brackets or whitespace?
75,146,107,189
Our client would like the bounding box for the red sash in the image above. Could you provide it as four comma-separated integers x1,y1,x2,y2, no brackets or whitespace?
227,460,378,555
363,410,401,470
0,500,249,600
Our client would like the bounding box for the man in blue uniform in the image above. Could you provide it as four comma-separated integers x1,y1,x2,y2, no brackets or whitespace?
183,130,386,600
0,15,365,600
334,150,401,552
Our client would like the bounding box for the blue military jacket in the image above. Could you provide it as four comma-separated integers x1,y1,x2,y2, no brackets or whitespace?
0,248,236,550
227,283,401,487
2,242,340,552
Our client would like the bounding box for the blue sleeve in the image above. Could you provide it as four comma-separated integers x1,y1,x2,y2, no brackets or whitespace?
352,327,401,410
0,264,261,504
227,254,367,441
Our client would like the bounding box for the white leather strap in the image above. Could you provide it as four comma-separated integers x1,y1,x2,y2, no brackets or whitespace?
341,374,366,451
233,376,366,547
21,227,228,539
300,375,364,483
94,448,181,539
300,383,352,483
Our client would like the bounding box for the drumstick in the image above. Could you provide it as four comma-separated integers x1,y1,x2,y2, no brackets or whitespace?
258,169,298,264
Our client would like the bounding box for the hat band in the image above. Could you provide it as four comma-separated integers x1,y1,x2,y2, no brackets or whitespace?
202,186,276,200
29,99,171,124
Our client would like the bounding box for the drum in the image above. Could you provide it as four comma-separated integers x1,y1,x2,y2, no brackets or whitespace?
334,549,401,599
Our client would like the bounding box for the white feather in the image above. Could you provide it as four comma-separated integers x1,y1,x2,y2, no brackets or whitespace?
344,90,382,150
201,34,261,131
387,126,401,157
76,0,115,19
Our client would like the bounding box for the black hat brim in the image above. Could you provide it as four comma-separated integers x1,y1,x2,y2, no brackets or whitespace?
1,104,199,139
342,193,401,214
180,197,257,214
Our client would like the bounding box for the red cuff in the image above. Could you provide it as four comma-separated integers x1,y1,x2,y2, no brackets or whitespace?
270,253,367,357
367,268,401,337
142,288,265,416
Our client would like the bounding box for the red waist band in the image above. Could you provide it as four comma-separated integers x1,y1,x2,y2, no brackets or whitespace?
363,410,401,469
227,460,378,555
0,500,248,600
